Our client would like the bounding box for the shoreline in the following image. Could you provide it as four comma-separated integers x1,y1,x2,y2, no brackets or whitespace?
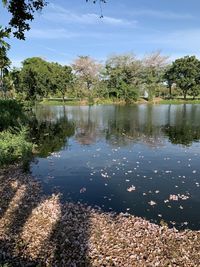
0,165,199,266
39,98,200,106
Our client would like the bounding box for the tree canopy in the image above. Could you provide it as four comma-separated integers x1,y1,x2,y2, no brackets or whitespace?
165,56,200,100
1,0,47,40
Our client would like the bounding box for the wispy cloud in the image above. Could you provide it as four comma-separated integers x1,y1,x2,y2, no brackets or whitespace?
43,3,137,27
40,45,71,57
130,8,194,20
26,28,112,40
27,28,81,39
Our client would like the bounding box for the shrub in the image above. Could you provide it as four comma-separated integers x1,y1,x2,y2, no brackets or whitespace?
0,127,33,168
0,99,27,131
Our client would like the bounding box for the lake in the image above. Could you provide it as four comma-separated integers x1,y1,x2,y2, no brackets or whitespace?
31,104,200,230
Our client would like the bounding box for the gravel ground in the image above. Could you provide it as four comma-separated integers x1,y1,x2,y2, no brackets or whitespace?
0,165,199,267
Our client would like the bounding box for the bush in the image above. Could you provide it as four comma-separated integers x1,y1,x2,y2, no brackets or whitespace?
0,99,27,131
0,127,33,168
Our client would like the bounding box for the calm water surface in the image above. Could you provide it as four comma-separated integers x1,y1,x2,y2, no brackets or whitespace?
31,104,200,230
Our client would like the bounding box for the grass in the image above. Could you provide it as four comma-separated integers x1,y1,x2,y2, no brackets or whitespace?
40,98,127,106
158,99,200,104
40,97,200,106
40,99,83,106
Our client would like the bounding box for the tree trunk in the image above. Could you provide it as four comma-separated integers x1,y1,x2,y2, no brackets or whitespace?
184,91,187,100
62,93,65,104
169,85,172,99
0,68,3,97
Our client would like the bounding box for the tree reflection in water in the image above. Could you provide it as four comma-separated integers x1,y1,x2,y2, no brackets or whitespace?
31,104,200,150
29,106,75,157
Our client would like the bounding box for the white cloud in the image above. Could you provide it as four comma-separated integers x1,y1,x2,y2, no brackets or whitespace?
43,3,137,27
27,28,108,39
27,28,84,39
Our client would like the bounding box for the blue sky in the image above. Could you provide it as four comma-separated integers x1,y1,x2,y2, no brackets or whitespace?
1,0,200,67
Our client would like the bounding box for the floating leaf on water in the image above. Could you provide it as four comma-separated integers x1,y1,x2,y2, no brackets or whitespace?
127,185,136,192
169,194,178,201
148,200,157,206
80,187,86,193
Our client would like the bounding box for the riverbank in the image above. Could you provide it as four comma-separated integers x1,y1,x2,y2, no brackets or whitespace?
40,97,200,106
0,165,199,266
40,98,127,106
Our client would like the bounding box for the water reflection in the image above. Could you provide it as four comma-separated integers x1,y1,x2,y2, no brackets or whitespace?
31,104,200,230
30,106,75,157
33,104,200,151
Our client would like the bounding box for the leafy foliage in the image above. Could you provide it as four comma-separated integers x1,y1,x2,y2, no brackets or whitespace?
50,63,74,101
0,127,33,167
13,58,74,101
105,54,142,101
0,99,26,130
165,56,200,100
1,0,47,40
5,53,200,103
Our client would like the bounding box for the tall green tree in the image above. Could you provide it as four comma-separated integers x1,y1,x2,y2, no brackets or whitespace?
18,57,53,100
166,56,200,100
163,65,176,98
51,63,74,102
105,54,141,102
0,47,11,97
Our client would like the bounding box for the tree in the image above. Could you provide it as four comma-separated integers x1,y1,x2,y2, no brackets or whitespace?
72,56,101,91
14,57,74,101
163,65,176,98
18,57,53,100
142,51,169,99
0,26,11,96
0,46,11,97
1,0,47,40
105,53,141,101
189,84,200,100
166,56,200,100
51,63,74,102
0,1,47,98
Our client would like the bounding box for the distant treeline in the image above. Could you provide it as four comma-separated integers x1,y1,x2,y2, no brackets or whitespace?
1,52,200,102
